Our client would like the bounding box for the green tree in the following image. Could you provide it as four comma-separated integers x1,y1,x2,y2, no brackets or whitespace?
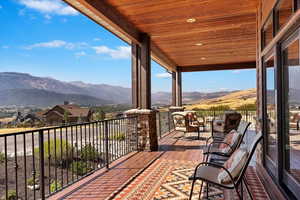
63,111,69,124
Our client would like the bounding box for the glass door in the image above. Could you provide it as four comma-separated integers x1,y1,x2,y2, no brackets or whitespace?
263,52,278,177
282,30,300,198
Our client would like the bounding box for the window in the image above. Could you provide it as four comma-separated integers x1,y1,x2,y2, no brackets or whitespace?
264,55,278,167
283,38,300,185
276,0,294,31
262,15,274,48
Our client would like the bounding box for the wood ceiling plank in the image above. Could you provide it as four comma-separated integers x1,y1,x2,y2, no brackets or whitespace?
68,0,258,70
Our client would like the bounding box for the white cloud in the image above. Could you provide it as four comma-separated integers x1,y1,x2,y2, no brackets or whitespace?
232,69,256,74
232,70,241,74
25,40,67,49
24,40,88,50
156,73,171,78
18,0,78,16
93,38,101,41
93,46,131,59
75,51,86,57
2,46,9,49
44,14,51,20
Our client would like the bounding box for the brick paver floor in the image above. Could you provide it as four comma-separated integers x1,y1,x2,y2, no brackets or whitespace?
49,131,271,200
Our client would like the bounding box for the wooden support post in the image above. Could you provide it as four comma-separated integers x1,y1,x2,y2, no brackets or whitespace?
176,70,182,107
131,43,140,108
140,33,151,109
172,71,176,106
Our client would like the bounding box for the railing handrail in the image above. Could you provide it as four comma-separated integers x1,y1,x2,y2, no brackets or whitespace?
0,116,137,137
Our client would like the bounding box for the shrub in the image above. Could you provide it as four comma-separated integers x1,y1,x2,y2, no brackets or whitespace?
80,144,99,161
27,173,39,186
50,180,62,193
35,139,73,167
1,190,17,200
70,161,92,176
110,133,125,141
208,105,231,111
0,152,5,164
235,103,256,111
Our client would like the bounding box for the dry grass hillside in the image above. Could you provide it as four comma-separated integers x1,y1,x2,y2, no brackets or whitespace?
185,88,256,110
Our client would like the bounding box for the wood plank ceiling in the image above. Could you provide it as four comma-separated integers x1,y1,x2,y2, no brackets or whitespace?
105,0,258,69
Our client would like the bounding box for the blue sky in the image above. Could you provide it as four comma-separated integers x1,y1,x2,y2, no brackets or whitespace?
0,0,256,93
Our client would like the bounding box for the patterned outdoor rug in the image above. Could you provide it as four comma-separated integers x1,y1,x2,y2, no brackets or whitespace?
113,159,224,200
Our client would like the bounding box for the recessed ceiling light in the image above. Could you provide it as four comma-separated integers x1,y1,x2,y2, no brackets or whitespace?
186,18,196,23
201,57,206,60
195,43,203,46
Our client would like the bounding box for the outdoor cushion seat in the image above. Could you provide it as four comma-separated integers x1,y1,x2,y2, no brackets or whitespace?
188,165,234,189
175,127,187,132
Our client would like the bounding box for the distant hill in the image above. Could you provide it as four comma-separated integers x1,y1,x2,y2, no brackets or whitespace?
0,72,256,107
0,72,131,104
152,91,233,105
185,89,257,109
0,89,110,107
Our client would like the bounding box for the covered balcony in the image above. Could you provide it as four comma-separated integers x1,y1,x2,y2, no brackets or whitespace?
1,0,300,199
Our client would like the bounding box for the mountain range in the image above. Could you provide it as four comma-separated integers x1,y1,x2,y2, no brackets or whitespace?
0,72,235,107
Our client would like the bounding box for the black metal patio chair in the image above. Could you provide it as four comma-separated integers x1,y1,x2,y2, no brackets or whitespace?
203,121,251,163
189,131,262,200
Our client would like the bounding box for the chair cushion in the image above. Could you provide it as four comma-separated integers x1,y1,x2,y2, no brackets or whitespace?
175,127,187,132
218,149,248,184
173,115,186,127
219,130,242,154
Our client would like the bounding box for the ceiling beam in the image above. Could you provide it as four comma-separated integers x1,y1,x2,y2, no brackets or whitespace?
178,61,256,72
63,0,177,71
151,43,177,72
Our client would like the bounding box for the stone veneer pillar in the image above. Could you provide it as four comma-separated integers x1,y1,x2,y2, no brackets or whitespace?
124,109,158,151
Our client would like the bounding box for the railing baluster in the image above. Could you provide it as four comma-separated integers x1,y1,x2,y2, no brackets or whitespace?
92,123,95,169
23,134,27,200
31,132,36,200
84,124,87,174
4,136,8,200
105,120,109,169
80,125,83,177
71,125,74,183
65,126,69,184
39,130,45,200
47,130,51,195
14,134,18,199
60,127,63,187
54,129,57,191
76,125,79,180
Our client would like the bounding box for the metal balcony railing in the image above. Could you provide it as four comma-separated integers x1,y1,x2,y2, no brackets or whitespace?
0,117,138,200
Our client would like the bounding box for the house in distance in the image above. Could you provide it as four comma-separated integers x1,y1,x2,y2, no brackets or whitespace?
43,101,93,125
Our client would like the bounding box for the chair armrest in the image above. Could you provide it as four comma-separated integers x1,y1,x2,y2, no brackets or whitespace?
192,162,236,186
205,141,233,156
205,136,224,146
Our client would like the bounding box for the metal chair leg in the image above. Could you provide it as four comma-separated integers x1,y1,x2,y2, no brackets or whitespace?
241,181,243,200
243,177,253,200
198,181,203,200
189,179,196,200
206,183,209,199
234,183,242,200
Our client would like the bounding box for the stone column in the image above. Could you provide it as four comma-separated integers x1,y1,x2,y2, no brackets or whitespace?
124,109,158,151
